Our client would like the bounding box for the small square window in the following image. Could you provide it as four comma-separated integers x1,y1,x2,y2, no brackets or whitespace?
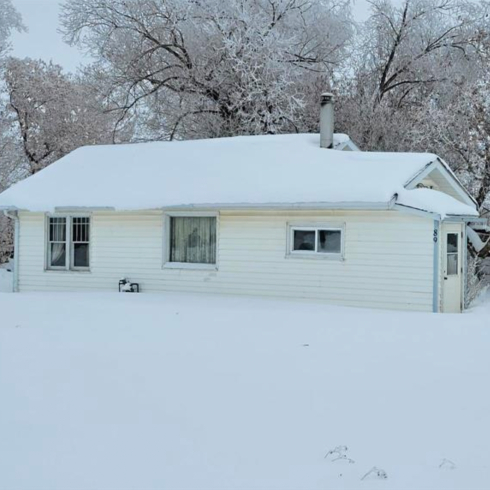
290,225,343,258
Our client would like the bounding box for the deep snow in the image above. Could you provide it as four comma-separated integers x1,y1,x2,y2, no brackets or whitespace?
1,292,489,490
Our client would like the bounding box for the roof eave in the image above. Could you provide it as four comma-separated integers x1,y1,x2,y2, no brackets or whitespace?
5,201,398,213
394,203,440,219
443,215,486,223
394,203,483,222
159,201,395,211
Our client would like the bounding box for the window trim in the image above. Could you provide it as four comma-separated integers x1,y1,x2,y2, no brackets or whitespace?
46,216,68,271
45,214,91,272
71,216,91,271
286,222,345,260
162,211,219,270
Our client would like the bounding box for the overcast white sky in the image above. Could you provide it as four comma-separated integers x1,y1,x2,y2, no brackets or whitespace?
10,0,373,72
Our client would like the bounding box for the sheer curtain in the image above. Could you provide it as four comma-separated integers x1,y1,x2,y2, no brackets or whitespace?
170,217,216,264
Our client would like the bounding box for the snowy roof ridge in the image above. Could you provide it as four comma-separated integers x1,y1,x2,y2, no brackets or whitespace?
0,133,478,217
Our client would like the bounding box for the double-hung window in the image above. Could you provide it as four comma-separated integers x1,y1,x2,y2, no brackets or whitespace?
165,214,217,267
47,216,90,270
289,224,343,258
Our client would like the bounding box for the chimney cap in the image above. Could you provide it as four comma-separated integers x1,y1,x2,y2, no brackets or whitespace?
321,92,334,104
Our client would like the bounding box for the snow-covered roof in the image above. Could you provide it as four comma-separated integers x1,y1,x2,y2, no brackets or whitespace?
0,133,478,217
396,188,477,217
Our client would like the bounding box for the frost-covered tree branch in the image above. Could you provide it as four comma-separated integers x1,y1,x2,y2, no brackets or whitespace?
0,0,25,60
60,0,353,139
2,58,132,175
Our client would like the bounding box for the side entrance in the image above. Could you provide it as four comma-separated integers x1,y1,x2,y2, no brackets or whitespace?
441,223,464,313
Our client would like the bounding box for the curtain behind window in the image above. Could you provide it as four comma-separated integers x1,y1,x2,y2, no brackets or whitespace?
170,217,216,264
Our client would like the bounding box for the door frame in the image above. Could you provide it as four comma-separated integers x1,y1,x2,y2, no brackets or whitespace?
440,222,464,313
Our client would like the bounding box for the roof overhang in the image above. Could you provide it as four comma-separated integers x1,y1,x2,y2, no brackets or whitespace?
0,201,399,214
443,216,487,223
159,201,396,212
394,203,483,222
404,158,478,208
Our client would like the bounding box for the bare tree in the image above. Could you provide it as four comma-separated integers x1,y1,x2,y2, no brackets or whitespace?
0,0,24,59
60,0,353,140
0,57,133,262
335,0,482,151
0,0,24,264
3,57,131,176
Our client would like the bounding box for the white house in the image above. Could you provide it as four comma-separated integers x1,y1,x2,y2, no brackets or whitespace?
0,94,484,312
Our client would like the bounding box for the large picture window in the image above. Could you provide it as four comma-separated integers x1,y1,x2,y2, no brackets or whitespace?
47,216,90,270
168,216,217,265
289,225,343,258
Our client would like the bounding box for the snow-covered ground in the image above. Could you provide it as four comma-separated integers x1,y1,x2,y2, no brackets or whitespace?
1,292,490,490
0,262,12,292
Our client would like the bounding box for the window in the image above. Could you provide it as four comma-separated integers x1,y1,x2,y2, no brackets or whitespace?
289,225,343,257
167,216,217,265
447,233,458,275
72,217,90,269
48,217,67,269
47,216,90,270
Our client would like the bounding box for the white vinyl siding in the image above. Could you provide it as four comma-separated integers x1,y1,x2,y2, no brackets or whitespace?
17,210,435,311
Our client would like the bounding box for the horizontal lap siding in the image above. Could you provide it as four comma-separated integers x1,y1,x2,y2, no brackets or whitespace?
18,210,434,311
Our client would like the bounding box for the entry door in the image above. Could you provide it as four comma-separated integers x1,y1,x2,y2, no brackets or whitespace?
442,226,463,313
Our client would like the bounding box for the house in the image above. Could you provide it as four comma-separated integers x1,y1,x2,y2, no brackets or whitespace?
0,94,484,312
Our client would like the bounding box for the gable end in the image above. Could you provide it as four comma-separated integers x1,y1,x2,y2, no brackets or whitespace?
405,159,477,208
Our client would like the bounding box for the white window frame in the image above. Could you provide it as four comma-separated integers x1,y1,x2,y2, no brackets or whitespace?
286,222,345,260
46,216,68,271
163,211,219,270
45,214,91,272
